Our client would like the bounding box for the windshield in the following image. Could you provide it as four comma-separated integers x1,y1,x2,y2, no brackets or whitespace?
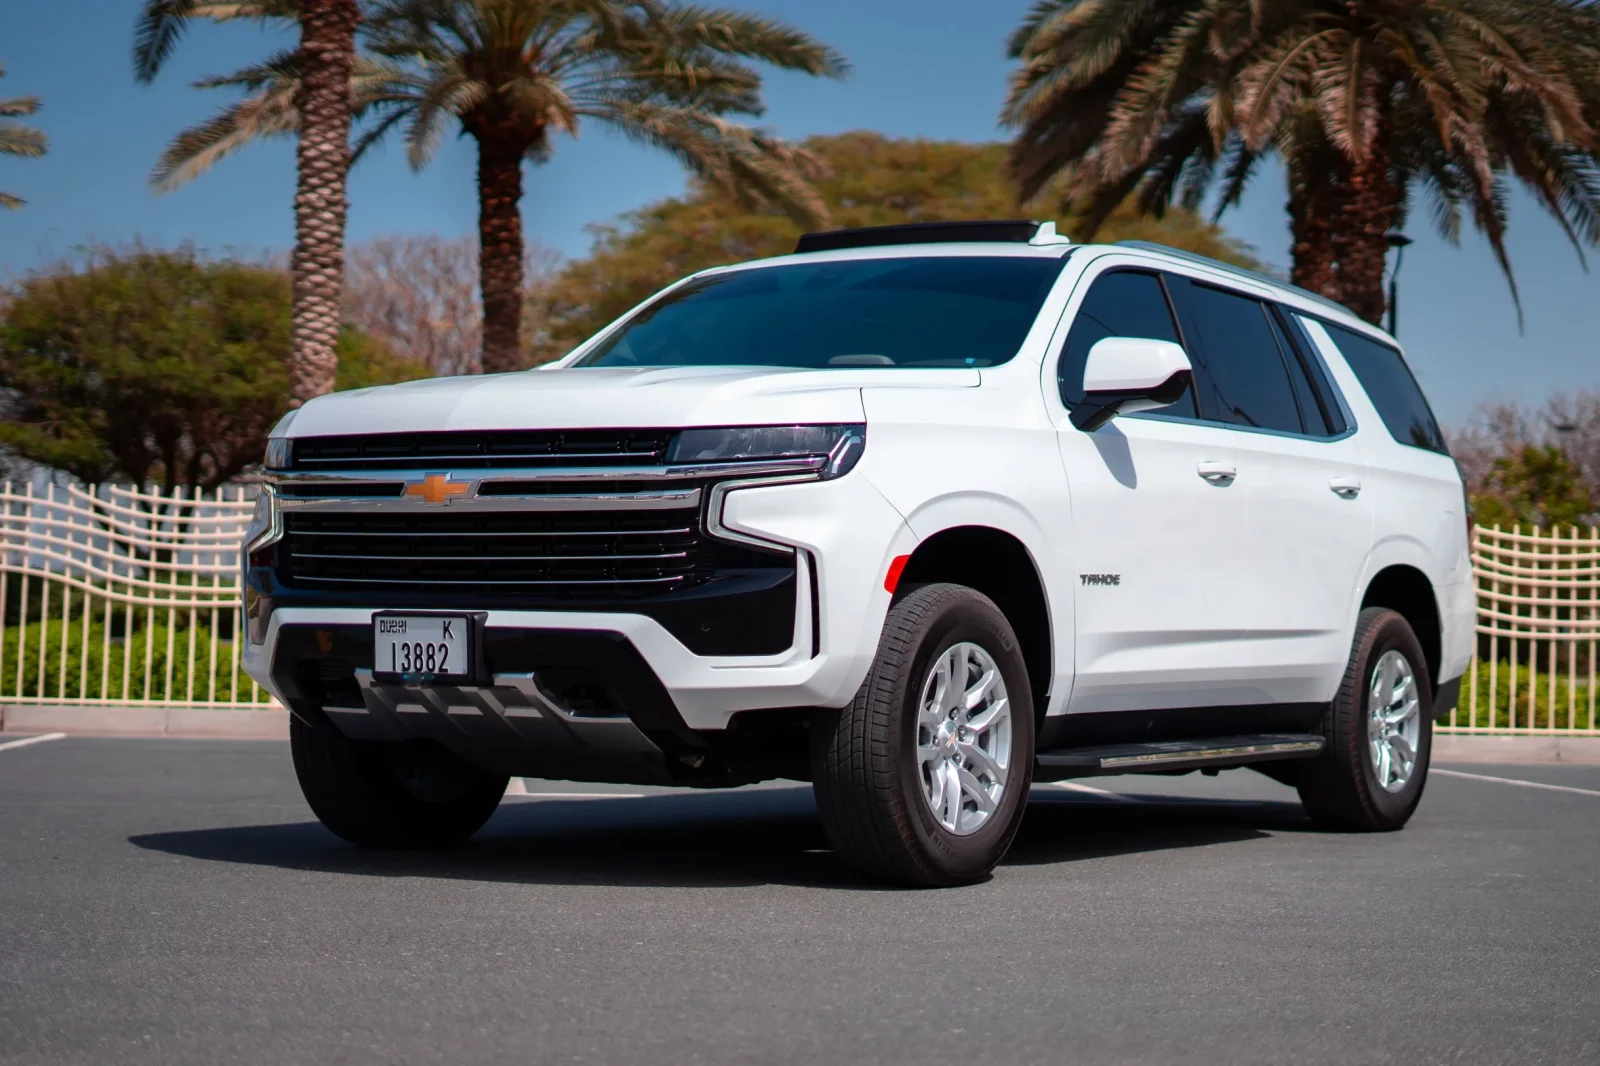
573,255,1067,370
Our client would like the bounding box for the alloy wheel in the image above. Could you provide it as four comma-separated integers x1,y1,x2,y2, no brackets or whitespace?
916,641,1012,835
1367,649,1422,793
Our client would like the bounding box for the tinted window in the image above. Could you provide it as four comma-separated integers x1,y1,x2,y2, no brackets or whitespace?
1266,309,1332,436
1059,270,1195,418
1279,310,1350,435
1320,322,1449,453
1182,284,1303,433
576,256,1065,369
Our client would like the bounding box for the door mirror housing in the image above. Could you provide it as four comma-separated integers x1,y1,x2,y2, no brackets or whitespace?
1071,337,1194,431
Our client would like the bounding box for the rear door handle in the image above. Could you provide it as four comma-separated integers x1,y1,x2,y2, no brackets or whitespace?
1197,461,1237,484
1329,476,1362,499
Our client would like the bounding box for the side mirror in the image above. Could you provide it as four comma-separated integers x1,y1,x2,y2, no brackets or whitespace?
1070,337,1193,431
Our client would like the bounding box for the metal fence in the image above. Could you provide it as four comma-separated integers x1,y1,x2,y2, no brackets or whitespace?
1448,524,1599,735
2,482,1597,731
0,480,268,708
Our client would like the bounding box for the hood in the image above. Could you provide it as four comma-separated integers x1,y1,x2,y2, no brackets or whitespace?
284,365,980,437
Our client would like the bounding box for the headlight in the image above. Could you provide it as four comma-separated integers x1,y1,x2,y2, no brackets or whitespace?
242,487,280,556
668,424,865,480
263,437,293,471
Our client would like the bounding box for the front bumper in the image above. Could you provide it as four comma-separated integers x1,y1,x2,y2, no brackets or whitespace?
245,472,916,736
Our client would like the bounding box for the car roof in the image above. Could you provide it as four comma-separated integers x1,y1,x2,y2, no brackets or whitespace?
701,239,1393,346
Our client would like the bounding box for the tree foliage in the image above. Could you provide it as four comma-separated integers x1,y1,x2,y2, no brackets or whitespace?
529,132,1262,362
1454,389,1600,526
0,63,48,209
0,247,427,490
1472,444,1594,528
1003,1,1600,326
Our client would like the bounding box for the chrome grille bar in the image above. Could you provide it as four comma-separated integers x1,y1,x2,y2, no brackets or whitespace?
291,574,686,587
292,551,690,563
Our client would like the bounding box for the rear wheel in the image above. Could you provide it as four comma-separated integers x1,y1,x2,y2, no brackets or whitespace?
1297,607,1433,831
812,583,1035,886
290,713,508,848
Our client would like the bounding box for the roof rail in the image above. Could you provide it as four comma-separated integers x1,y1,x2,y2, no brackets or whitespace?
1115,240,1356,320
795,220,1061,255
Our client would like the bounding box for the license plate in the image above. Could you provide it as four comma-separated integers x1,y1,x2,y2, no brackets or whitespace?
373,614,470,680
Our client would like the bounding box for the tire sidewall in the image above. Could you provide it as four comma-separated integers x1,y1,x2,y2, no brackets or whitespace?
1349,612,1434,823
894,596,1035,878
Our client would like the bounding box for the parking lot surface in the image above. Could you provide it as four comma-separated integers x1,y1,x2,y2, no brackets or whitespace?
2,736,1597,1065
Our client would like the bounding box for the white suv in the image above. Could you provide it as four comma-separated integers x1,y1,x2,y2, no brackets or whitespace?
243,220,1475,886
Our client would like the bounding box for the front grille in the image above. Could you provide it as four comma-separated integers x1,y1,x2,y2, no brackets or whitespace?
280,506,704,596
289,429,675,470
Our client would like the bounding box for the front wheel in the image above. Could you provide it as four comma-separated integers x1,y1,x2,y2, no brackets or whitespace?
812,583,1035,886
1297,607,1433,831
290,714,509,848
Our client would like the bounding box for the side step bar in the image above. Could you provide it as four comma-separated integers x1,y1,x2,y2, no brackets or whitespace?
1035,733,1325,779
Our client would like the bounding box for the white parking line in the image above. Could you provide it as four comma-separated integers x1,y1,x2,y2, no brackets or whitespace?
519,791,648,799
0,732,66,753
1433,768,1600,798
1048,781,1141,803
504,779,645,799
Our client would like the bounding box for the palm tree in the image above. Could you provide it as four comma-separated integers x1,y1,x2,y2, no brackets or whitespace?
357,0,848,372
0,64,47,209
136,0,360,403
1003,1,1600,326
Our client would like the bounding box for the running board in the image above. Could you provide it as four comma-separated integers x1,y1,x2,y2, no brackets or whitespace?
1035,733,1325,779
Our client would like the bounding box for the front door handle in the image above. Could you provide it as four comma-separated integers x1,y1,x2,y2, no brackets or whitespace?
1329,476,1362,499
1197,461,1237,484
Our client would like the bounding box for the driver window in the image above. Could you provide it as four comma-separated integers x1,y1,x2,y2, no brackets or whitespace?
1058,270,1196,419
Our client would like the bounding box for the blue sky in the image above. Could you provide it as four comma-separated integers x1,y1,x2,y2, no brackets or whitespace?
4,0,1597,426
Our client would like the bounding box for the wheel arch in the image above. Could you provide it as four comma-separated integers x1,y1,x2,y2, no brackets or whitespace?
895,524,1054,723
1361,564,1442,685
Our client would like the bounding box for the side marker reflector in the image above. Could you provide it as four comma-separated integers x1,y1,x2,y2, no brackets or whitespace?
884,554,911,593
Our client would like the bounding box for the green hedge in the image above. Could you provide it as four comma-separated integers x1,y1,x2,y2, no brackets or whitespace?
0,620,267,703
1444,660,1596,730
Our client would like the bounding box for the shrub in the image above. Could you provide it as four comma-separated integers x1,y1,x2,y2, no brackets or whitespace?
1445,660,1596,731
0,619,268,704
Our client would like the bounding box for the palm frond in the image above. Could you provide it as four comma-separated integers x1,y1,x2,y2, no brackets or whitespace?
0,121,48,158
150,78,299,191
583,98,830,226
0,94,41,118
646,6,849,77
134,0,294,82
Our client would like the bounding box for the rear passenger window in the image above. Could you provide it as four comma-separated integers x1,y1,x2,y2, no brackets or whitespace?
1058,270,1195,419
1181,284,1303,434
1319,322,1449,454
1266,310,1333,436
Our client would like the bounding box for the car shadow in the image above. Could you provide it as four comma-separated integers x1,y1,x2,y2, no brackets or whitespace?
128,787,1308,891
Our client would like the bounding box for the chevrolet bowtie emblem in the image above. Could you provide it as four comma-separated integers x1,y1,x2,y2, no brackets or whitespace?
404,473,471,505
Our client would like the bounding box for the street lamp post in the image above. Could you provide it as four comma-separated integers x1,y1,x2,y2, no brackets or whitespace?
1386,232,1413,336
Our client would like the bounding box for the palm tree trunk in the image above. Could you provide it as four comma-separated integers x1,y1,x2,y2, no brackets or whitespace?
1288,151,1341,300
288,0,359,405
1330,111,1396,327
474,135,527,374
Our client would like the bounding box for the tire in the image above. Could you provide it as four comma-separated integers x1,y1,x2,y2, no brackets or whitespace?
290,713,509,848
1297,607,1433,832
812,583,1035,886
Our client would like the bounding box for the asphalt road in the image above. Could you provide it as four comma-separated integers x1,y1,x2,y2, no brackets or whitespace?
2,736,1598,1065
